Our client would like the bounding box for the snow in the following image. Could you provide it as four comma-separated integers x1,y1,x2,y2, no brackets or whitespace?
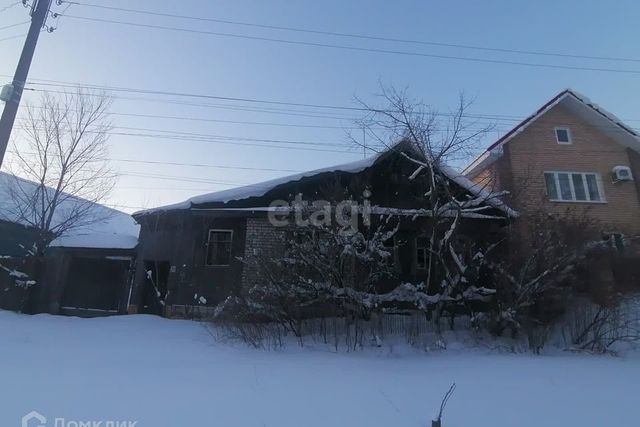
48,219,139,250
135,152,385,216
135,144,515,218
0,172,139,250
200,205,506,220
570,89,639,139
438,162,518,217
0,310,637,427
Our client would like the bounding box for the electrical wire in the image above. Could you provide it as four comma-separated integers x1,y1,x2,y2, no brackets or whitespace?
0,20,28,32
0,33,24,42
13,76,640,127
58,14,640,75
61,1,640,64
0,1,22,14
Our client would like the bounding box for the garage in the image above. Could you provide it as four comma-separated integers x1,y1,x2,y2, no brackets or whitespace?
60,256,132,314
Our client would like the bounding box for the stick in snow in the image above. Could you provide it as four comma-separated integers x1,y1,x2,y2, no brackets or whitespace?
432,382,456,427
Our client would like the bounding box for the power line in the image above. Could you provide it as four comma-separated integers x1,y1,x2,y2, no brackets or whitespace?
0,1,22,14
14,103,364,129
24,77,370,112
0,21,28,32
16,115,503,141
58,14,640,75
12,124,365,154
5,149,307,175
108,112,357,130
0,33,25,43
13,121,356,149
117,186,216,191
21,86,362,121
62,1,640,64
15,92,637,135
119,171,254,186
76,124,352,148
18,106,507,133
111,158,303,173
104,203,147,211
15,77,640,127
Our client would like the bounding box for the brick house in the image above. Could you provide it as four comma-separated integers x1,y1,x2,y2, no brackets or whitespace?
464,89,640,287
464,89,640,236
131,142,512,317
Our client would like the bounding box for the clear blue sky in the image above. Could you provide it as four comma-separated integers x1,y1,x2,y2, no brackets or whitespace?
1,0,639,212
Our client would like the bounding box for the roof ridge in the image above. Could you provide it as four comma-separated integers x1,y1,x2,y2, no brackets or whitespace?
463,89,639,176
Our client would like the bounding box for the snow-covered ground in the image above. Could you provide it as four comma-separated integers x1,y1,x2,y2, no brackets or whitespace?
0,311,637,427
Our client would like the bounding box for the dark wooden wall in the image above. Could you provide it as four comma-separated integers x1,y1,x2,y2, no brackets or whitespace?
38,247,135,315
0,220,38,257
133,212,247,310
132,150,507,313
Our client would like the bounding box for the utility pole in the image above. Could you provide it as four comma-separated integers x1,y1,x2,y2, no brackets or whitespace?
0,0,52,168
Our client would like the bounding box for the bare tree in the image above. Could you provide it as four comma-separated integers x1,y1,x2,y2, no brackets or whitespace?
353,84,507,331
353,84,493,163
480,207,607,352
216,210,400,348
562,297,640,354
5,88,116,255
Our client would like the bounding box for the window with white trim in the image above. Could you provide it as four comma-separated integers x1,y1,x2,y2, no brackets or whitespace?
206,230,233,266
543,172,604,202
555,127,572,144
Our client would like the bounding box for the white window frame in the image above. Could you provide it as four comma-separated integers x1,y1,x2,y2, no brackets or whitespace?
205,229,234,266
543,171,606,203
554,126,572,145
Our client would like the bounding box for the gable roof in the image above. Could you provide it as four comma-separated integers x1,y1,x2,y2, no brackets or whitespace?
134,149,388,216
0,172,139,250
134,141,516,218
464,89,640,178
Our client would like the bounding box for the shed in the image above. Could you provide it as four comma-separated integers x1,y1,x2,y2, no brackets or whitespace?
0,171,140,316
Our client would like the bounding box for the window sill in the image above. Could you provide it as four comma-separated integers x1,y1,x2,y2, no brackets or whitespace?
548,199,607,205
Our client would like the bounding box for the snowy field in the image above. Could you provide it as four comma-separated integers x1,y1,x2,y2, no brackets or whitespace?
0,311,638,427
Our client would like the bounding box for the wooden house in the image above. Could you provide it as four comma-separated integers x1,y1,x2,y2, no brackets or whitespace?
132,142,513,317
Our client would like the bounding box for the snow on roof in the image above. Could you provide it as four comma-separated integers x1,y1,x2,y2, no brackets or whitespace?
0,172,139,250
570,89,639,138
464,89,640,177
192,206,506,220
134,150,387,216
438,162,518,217
135,143,516,218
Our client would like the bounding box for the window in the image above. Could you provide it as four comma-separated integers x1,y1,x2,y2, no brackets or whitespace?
416,236,429,270
543,172,604,202
555,127,572,144
206,230,233,266
382,236,397,266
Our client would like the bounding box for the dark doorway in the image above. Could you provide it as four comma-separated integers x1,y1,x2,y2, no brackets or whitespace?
61,257,130,312
140,260,170,315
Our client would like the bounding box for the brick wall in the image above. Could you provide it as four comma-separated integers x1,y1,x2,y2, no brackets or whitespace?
476,104,640,235
628,147,640,203
240,217,287,289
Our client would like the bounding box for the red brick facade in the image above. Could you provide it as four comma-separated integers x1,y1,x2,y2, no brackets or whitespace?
470,103,640,236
